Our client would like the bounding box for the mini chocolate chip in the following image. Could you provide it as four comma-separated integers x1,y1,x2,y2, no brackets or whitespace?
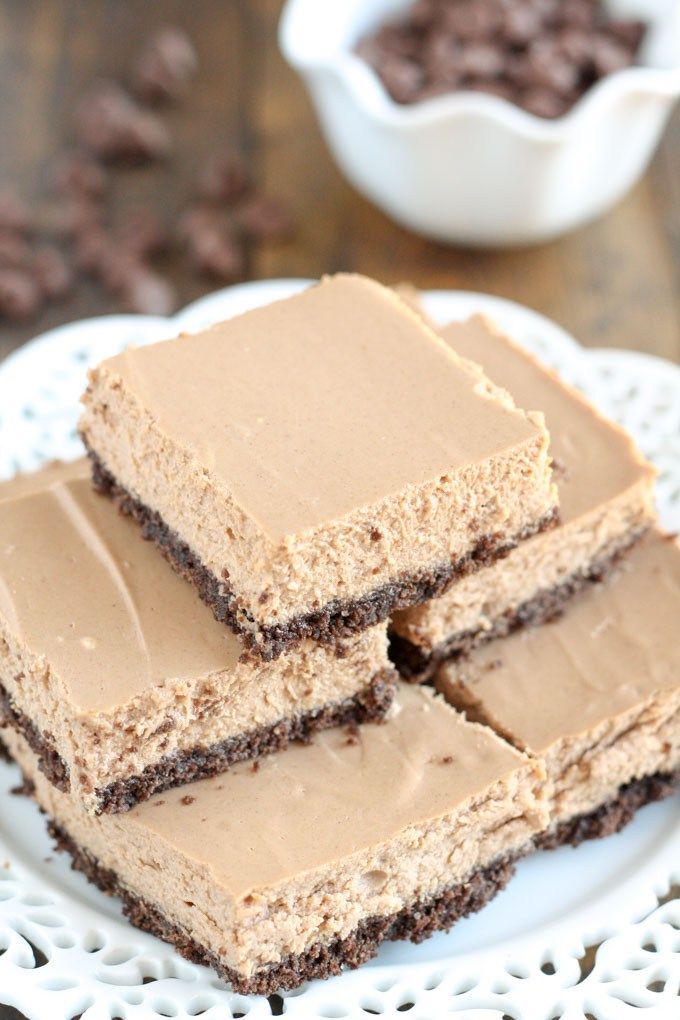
235,194,293,241
180,795,195,805
198,147,250,204
76,81,171,164
0,231,32,269
116,207,168,258
130,26,198,105
370,528,382,542
0,268,42,321
50,150,108,200
32,245,73,300
459,42,505,79
184,218,244,281
119,267,177,315
0,188,31,233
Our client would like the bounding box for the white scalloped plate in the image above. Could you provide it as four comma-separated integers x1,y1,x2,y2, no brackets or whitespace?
0,280,678,1020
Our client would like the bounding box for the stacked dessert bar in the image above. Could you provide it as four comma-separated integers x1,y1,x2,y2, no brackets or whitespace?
0,273,678,996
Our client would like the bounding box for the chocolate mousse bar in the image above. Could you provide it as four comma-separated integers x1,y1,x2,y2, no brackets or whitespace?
391,316,655,680
436,532,680,846
79,274,558,659
0,465,395,815
2,684,548,994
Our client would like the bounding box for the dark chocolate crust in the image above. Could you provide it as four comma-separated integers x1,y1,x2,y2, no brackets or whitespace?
535,769,680,850
0,670,396,815
96,669,396,813
390,528,647,682
87,447,559,661
0,681,70,791
47,816,519,995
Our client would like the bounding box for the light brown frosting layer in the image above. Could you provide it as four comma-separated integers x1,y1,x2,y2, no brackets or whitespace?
0,475,241,712
441,317,653,525
125,684,533,896
84,276,542,541
436,531,680,754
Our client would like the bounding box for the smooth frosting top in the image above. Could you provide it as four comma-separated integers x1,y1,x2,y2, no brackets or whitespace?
0,459,88,502
93,275,540,540
124,684,530,896
0,468,241,712
442,317,653,522
438,532,680,753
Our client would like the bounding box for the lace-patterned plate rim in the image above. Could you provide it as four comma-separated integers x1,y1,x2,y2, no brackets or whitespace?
0,279,678,1020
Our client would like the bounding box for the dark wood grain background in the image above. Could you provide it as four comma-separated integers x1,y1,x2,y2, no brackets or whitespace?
0,0,678,368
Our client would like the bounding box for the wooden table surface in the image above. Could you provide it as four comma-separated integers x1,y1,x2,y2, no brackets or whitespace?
0,0,678,367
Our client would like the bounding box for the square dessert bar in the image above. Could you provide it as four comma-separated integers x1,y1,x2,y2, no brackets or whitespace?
391,315,655,680
79,274,558,659
437,532,680,847
0,463,395,815
2,684,548,995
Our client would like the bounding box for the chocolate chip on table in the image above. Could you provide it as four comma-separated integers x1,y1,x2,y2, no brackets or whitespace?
0,188,31,233
116,207,169,259
32,245,73,300
119,267,177,315
182,212,244,281
50,150,108,200
235,194,293,241
0,268,42,321
0,231,32,269
76,81,171,164
198,147,250,204
130,25,198,105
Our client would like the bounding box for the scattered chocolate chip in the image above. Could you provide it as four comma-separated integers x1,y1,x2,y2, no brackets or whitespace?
251,761,260,773
182,213,244,281
439,755,454,765
235,194,292,241
180,794,195,805
130,26,198,105
116,207,168,258
0,268,42,321
198,147,250,204
0,231,32,269
32,245,73,300
0,188,31,233
119,267,177,315
51,195,105,240
76,81,171,164
50,150,108,200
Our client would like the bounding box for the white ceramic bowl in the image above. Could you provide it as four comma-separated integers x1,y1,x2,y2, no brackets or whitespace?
280,0,680,247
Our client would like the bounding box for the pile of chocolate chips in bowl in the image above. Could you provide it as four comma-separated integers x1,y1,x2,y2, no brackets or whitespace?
356,0,647,119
